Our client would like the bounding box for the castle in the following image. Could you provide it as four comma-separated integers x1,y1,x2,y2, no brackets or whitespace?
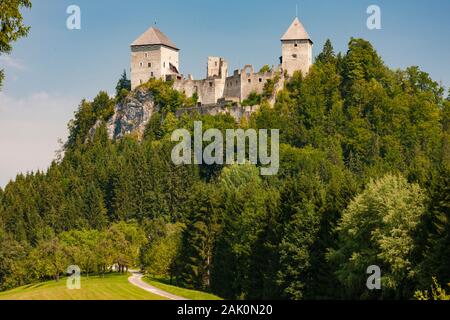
130,17,313,106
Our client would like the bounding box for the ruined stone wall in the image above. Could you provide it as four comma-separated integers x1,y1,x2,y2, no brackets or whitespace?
222,67,281,103
207,57,228,78
240,66,280,101
174,66,283,105
224,70,242,101
175,104,260,123
173,77,226,105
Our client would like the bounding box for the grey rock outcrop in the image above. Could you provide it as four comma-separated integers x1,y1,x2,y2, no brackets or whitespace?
106,89,158,140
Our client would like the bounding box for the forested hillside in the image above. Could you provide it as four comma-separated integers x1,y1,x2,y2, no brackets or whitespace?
0,38,449,300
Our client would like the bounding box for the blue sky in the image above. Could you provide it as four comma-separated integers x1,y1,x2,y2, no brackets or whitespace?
1,0,450,187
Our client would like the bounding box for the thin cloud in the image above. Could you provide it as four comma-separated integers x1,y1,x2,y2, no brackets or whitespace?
0,55,27,71
0,91,78,188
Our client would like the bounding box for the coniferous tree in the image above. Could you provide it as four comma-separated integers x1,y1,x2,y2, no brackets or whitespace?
276,175,326,299
421,165,450,284
316,39,336,65
115,69,131,96
178,183,220,290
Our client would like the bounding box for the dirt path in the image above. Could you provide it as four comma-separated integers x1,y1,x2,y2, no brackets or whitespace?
128,271,188,300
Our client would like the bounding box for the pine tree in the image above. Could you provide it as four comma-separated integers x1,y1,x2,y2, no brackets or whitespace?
421,165,450,283
276,175,326,300
178,183,220,290
83,183,108,230
316,39,336,65
115,69,131,96
211,164,272,299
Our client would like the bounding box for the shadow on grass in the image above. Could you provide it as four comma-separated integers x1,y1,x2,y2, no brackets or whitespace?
144,275,223,300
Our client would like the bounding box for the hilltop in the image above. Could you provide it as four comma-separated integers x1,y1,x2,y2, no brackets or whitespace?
1,37,449,300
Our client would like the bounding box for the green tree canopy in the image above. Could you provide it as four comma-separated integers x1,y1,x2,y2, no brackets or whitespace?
0,0,31,89
329,174,426,299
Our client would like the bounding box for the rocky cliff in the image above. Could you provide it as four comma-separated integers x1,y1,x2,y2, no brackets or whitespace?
94,78,283,141
105,88,157,140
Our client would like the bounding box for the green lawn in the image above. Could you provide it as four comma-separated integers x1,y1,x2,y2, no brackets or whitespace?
143,276,223,300
0,273,166,300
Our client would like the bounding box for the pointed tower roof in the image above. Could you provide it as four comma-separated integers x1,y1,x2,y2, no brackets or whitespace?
281,17,312,43
131,27,179,50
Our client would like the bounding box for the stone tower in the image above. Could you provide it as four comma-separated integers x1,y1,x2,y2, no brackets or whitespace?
281,17,313,77
130,27,180,89
207,57,228,79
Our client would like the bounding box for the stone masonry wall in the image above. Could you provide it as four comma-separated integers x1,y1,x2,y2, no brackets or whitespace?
281,39,313,76
175,104,260,123
131,45,179,89
173,77,226,105
131,45,162,89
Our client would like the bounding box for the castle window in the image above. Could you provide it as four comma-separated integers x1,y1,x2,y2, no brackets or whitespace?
248,79,251,83
215,61,218,67
140,62,143,68
292,54,298,59
259,78,262,83
148,63,151,68
145,53,148,58
209,82,213,87
294,43,298,47
163,62,166,68
151,72,154,77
